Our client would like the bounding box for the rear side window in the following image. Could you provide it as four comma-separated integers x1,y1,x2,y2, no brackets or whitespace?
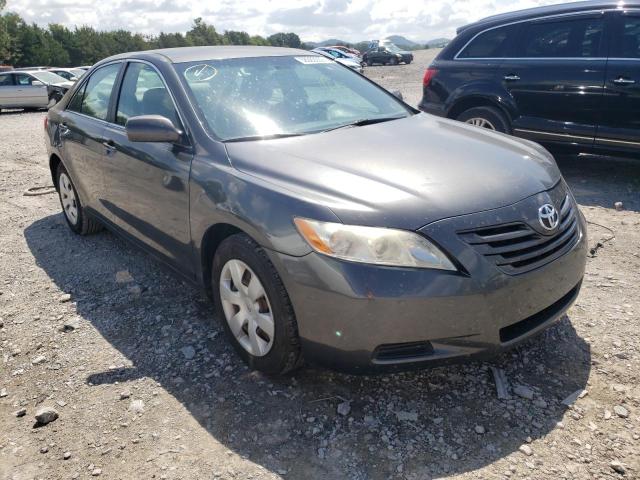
75,63,121,121
458,24,518,58
518,17,603,58
612,15,640,58
0,74,12,86
116,62,179,127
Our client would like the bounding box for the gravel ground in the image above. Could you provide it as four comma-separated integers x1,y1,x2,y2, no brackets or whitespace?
1,51,639,480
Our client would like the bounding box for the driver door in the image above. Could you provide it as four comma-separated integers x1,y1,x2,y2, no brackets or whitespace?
100,61,194,273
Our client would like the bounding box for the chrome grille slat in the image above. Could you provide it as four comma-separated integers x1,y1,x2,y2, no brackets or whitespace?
458,195,580,275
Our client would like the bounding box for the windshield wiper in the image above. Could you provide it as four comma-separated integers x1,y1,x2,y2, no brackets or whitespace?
224,133,307,143
319,116,407,134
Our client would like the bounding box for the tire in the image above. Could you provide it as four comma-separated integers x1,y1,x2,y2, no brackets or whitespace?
456,106,511,134
55,163,102,235
366,58,373,66
212,233,302,375
389,57,398,66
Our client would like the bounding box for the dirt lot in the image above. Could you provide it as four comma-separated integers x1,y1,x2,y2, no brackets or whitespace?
1,50,639,480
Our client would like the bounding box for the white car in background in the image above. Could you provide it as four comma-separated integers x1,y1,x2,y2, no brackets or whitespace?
311,48,363,73
48,68,86,82
0,70,73,111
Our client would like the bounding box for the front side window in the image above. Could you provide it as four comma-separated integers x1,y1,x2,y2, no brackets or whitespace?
77,63,120,120
176,55,411,141
458,24,518,59
116,62,179,127
518,17,603,58
612,15,640,58
15,74,35,86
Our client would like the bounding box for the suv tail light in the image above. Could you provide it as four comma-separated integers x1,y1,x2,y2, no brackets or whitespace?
423,67,438,88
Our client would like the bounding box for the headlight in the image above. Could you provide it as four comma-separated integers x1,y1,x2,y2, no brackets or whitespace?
294,218,456,270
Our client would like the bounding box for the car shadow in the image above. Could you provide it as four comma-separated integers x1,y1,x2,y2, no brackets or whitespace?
556,154,640,213
25,214,591,479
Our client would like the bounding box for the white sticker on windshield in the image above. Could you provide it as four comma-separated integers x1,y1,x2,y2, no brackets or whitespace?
294,56,332,64
184,64,218,82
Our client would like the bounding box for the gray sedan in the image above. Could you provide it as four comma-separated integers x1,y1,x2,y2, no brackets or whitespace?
44,46,587,374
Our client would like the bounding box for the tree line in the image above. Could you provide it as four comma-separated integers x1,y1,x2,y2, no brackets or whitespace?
0,2,304,67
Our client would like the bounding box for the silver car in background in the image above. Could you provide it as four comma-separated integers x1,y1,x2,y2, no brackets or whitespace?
312,48,364,73
48,68,86,82
0,70,73,111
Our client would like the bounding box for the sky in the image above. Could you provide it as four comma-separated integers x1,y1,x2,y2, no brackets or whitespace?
5,0,577,42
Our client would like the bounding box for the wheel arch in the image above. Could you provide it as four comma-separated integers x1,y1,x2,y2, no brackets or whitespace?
200,223,246,294
49,153,62,190
447,95,513,124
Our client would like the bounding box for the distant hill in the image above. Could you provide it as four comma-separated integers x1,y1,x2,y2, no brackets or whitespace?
383,35,419,48
424,37,451,48
306,38,351,48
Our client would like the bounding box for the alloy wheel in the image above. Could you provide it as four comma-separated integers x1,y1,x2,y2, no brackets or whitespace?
59,172,79,225
465,117,496,130
219,259,275,357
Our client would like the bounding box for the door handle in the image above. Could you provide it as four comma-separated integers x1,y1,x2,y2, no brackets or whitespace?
612,77,636,85
102,140,116,155
504,74,521,82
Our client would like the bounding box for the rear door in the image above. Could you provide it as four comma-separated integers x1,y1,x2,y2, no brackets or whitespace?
100,61,194,273
501,12,607,146
596,10,640,153
14,73,48,107
57,62,122,216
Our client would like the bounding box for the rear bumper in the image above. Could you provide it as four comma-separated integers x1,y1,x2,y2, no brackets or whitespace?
266,189,587,373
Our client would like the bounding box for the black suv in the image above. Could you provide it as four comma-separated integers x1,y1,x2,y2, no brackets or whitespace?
419,1,640,158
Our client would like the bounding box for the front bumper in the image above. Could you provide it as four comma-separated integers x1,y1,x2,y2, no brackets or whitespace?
267,184,587,373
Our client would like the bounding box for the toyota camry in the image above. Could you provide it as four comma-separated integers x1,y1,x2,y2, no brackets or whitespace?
45,46,587,374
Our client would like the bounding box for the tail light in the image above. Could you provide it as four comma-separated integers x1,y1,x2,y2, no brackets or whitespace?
44,117,48,131
423,67,438,88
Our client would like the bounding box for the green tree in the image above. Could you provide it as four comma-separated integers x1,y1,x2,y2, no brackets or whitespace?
268,32,301,48
186,17,221,46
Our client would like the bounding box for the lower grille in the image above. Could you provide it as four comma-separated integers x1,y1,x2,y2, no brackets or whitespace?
499,281,581,343
459,195,580,275
373,341,434,363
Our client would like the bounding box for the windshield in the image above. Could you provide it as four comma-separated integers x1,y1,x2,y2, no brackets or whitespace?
176,55,411,141
31,71,68,84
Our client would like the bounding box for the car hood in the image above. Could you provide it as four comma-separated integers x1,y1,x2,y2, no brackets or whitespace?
336,58,361,67
225,114,561,230
50,81,74,89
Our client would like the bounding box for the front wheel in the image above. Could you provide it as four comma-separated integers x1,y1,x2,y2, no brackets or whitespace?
456,106,511,134
389,57,398,66
212,233,302,375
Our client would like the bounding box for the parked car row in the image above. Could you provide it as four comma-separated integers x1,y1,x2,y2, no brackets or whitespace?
45,43,587,374
0,65,90,112
420,0,640,159
0,70,74,111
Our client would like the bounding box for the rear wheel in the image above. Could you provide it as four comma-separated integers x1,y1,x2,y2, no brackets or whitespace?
456,106,511,134
212,233,302,375
56,163,102,235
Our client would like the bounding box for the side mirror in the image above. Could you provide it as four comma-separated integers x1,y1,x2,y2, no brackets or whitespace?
390,90,404,101
32,80,44,86
125,115,182,143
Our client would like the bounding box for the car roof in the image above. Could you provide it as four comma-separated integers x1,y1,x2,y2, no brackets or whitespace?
458,0,640,33
101,46,313,64
2,70,39,75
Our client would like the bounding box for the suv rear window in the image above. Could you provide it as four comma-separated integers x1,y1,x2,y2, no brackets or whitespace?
612,15,640,58
518,17,603,58
458,24,518,58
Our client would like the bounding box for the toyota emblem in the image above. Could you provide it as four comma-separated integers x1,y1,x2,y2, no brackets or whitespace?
538,204,559,231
